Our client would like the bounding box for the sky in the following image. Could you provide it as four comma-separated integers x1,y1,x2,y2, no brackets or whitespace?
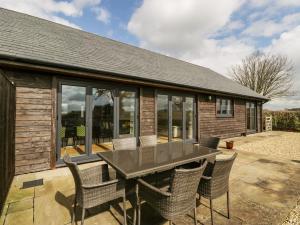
0,0,300,110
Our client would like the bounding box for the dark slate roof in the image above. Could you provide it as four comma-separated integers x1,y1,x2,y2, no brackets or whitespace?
0,8,268,100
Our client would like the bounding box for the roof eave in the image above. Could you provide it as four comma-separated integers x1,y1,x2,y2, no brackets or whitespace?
0,54,269,102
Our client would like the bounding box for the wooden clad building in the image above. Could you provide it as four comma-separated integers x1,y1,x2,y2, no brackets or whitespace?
0,8,268,175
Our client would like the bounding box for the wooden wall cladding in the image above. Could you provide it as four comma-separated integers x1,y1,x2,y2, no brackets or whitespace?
198,94,247,139
6,70,53,174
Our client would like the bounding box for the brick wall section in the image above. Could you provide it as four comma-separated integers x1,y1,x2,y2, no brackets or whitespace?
140,88,156,136
198,94,247,139
6,70,53,174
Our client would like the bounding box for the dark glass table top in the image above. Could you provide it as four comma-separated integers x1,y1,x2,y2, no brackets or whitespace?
98,142,220,179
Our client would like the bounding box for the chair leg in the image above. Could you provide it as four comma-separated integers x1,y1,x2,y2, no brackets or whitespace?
169,220,172,225
210,198,214,225
227,191,230,219
72,198,77,224
194,207,197,225
137,196,141,225
123,195,127,225
81,208,85,225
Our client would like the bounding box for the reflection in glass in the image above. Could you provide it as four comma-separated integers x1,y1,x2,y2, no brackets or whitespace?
119,90,136,137
185,97,194,140
172,96,183,141
92,88,114,153
157,95,169,143
60,85,86,158
247,102,256,130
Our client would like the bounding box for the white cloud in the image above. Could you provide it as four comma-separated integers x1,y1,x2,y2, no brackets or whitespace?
264,25,300,109
0,0,101,28
93,7,110,24
128,0,244,57
243,13,300,37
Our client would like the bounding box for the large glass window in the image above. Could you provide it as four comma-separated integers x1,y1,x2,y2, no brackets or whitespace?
157,94,169,143
216,98,233,117
119,90,136,137
247,102,256,131
157,93,196,143
58,83,137,162
172,96,183,141
91,88,114,153
60,85,86,158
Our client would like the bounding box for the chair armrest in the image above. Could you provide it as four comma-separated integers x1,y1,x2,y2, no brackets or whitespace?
82,179,119,189
138,178,171,197
202,175,212,180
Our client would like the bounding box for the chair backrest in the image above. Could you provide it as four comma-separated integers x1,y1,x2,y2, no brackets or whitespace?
170,161,207,199
139,135,157,147
60,127,66,138
112,137,137,150
76,125,86,137
63,154,83,194
206,152,237,197
200,136,220,149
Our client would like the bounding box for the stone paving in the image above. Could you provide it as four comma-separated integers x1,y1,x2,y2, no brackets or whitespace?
1,136,300,225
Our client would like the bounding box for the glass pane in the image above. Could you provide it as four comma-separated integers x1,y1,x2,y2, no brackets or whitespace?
247,102,256,130
185,97,195,140
60,85,86,158
157,95,169,143
172,96,183,141
91,88,114,153
119,90,136,137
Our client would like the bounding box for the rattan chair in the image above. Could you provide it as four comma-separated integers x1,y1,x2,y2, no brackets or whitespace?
112,137,137,150
197,152,237,225
139,135,157,147
138,161,208,225
199,136,220,149
63,154,127,225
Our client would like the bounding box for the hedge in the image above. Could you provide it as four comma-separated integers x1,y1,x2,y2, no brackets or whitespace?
264,111,300,131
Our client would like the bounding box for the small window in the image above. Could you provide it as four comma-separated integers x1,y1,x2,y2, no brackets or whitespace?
216,98,233,117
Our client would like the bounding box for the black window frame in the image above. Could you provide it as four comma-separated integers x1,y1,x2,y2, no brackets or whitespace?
216,97,234,118
56,78,139,164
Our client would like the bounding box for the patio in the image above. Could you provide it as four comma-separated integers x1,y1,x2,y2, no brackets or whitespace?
1,133,300,225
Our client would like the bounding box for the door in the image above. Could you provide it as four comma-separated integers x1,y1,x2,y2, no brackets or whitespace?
246,102,257,131
157,93,196,143
57,82,138,162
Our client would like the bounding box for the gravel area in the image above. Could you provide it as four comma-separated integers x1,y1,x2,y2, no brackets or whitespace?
282,197,300,225
221,131,300,161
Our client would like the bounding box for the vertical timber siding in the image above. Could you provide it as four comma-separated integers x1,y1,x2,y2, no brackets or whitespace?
6,70,53,174
198,94,246,138
140,88,156,136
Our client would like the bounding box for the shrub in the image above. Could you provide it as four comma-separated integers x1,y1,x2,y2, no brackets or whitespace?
264,111,300,131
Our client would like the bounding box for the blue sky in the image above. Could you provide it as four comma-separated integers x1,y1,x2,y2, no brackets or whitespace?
0,0,300,110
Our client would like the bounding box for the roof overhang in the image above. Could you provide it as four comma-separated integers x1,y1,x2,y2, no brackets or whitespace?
0,54,269,103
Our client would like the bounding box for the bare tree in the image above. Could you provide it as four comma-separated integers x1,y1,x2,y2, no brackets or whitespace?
231,51,294,99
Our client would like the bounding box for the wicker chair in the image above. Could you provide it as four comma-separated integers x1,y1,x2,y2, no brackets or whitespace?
112,137,137,151
197,152,237,225
199,136,220,149
138,161,208,225
139,135,157,147
63,154,127,225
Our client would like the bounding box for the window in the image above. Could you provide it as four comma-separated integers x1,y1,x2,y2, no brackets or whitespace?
246,102,256,131
58,82,137,161
157,93,196,143
216,98,233,117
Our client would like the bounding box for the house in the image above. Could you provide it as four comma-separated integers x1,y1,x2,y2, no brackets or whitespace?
0,8,268,175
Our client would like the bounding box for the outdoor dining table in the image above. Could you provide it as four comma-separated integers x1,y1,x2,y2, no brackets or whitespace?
98,141,220,224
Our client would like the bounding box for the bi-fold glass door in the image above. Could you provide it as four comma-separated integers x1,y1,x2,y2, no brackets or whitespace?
157,92,196,143
246,102,257,132
57,82,138,162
